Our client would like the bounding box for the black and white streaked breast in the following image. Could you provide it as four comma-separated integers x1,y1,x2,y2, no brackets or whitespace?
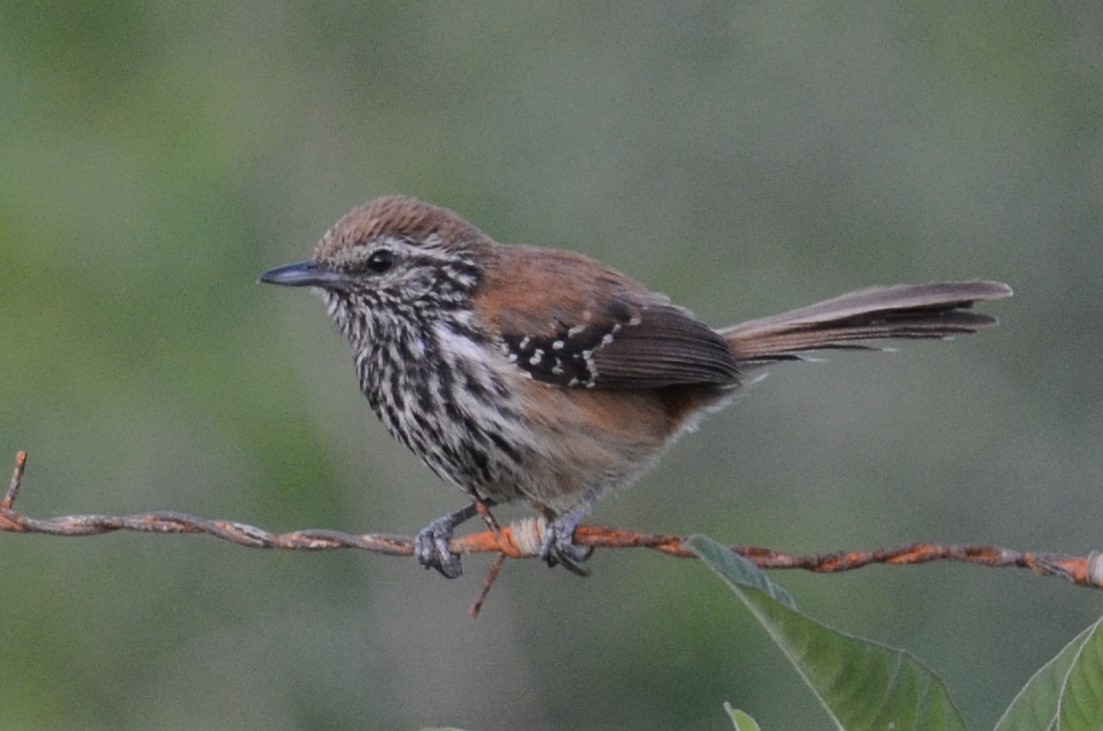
352,308,535,499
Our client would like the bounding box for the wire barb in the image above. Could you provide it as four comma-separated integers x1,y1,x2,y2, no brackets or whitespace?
2,452,1100,600
2,450,28,510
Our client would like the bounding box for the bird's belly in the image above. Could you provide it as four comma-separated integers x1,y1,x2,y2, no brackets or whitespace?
497,385,698,512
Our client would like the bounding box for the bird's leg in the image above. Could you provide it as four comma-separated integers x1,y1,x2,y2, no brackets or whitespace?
539,503,595,576
472,495,502,534
415,499,493,579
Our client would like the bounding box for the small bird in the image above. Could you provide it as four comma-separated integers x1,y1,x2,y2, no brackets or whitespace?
260,196,1011,578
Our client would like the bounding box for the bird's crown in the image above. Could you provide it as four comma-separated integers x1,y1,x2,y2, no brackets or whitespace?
314,195,490,268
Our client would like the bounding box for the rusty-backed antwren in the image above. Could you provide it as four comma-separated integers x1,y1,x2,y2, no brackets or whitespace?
260,196,1011,578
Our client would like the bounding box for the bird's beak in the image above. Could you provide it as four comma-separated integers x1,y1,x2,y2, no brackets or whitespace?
258,260,350,288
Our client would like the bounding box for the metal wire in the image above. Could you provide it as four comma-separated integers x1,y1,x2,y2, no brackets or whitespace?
4,451,1099,591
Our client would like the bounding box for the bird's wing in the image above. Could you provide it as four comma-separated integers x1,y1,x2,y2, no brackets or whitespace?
474,246,738,390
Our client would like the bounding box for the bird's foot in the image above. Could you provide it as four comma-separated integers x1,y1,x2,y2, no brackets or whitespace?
415,503,481,579
414,517,463,579
539,511,594,576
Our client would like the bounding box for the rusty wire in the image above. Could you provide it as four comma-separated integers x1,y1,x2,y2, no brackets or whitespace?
4,450,1102,608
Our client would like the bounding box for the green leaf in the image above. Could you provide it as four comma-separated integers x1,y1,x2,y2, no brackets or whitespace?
995,615,1103,731
724,702,763,731
688,535,965,731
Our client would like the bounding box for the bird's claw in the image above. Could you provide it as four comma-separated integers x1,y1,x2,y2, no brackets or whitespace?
415,517,464,579
540,516,593,576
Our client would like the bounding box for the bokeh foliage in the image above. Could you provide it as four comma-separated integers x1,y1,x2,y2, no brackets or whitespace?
2,3,1102,729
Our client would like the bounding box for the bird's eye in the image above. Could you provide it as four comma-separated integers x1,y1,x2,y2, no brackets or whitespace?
365,249,394,274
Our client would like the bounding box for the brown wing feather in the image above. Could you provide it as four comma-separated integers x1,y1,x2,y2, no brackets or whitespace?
590,304,738,388
475,246,739,390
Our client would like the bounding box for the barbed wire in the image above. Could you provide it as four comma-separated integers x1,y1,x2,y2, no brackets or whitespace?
4,451,1101,617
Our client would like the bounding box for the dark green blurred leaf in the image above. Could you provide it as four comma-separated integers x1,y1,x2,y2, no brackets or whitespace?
689,535,965,731
995,616,1103,731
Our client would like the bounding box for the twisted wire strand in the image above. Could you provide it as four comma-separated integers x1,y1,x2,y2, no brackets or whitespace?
4,451,1099,591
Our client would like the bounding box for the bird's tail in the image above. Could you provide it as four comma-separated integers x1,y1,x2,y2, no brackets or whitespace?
719,280,1012,366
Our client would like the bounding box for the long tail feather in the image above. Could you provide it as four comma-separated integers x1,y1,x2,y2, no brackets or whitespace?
720,280,1012,365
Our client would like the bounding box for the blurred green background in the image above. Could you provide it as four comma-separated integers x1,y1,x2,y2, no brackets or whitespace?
2,3,1101,729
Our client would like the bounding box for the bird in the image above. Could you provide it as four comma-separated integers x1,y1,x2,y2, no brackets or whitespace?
260,195,1012,579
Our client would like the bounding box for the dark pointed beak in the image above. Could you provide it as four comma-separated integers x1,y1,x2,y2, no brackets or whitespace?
258,260,350,288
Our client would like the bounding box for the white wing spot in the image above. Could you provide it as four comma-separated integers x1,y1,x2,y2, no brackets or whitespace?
581,349,598,384
529,349,544,366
